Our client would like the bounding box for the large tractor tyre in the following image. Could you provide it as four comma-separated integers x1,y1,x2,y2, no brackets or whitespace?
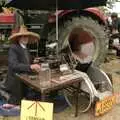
48,16,108,66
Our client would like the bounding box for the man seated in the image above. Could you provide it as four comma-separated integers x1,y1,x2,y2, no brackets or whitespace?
0,25,41,105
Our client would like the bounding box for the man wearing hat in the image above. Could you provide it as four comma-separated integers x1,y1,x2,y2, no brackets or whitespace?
1,25,41,105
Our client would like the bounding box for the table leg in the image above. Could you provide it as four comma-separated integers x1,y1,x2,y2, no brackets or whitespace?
75,82,80,117
41,92,46,101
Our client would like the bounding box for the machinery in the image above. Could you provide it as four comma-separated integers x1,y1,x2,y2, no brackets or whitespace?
0,0,114,114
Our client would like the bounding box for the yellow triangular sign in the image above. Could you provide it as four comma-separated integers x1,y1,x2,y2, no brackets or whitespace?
20,100,53,120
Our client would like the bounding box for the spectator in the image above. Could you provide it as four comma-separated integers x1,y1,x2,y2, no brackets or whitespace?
110,12,120,34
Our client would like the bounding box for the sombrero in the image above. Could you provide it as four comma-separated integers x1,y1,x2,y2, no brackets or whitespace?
8,25,40,43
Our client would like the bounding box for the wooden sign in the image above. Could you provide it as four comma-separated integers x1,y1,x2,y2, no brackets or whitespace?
20,100,53,120
95,95,116,116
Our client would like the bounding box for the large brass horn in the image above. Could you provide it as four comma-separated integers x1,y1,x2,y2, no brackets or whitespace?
68,27,94,60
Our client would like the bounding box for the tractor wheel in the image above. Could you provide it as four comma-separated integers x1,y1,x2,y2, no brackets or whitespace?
48,16,108,66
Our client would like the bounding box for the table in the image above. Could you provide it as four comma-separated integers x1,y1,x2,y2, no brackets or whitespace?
16,70,83,117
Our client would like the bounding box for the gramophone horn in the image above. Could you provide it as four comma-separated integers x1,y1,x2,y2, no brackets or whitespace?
68,27,94,60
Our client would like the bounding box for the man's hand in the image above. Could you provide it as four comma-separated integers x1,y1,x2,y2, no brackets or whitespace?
30,64,41,73
33,57,41,64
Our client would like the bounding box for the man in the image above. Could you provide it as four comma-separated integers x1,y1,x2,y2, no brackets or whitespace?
109,13,120,56
0,25,41,105
110,12,120,34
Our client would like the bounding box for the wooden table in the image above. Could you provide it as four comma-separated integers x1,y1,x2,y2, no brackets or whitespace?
16,70,83,117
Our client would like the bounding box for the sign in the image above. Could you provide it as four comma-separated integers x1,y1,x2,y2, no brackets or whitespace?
95,95,116,116
21,100,53,120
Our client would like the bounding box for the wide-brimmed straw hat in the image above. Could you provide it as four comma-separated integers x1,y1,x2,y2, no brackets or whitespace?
8,25,40,43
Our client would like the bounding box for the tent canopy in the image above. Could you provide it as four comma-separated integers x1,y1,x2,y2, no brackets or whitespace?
6,0,107,10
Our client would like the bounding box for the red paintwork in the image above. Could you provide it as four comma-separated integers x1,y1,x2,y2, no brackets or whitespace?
0,14,15,24
48,10,76,23
85,8,106,23
48,7,106,24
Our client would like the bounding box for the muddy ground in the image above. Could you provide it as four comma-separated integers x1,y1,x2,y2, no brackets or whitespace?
0,54,120,120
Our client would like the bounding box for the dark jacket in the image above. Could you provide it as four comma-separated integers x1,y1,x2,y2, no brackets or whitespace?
111,18,120,32
2,43,32,104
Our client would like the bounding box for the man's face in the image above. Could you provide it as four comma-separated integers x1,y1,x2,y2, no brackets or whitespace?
19,36,29,45
112,16,117,21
